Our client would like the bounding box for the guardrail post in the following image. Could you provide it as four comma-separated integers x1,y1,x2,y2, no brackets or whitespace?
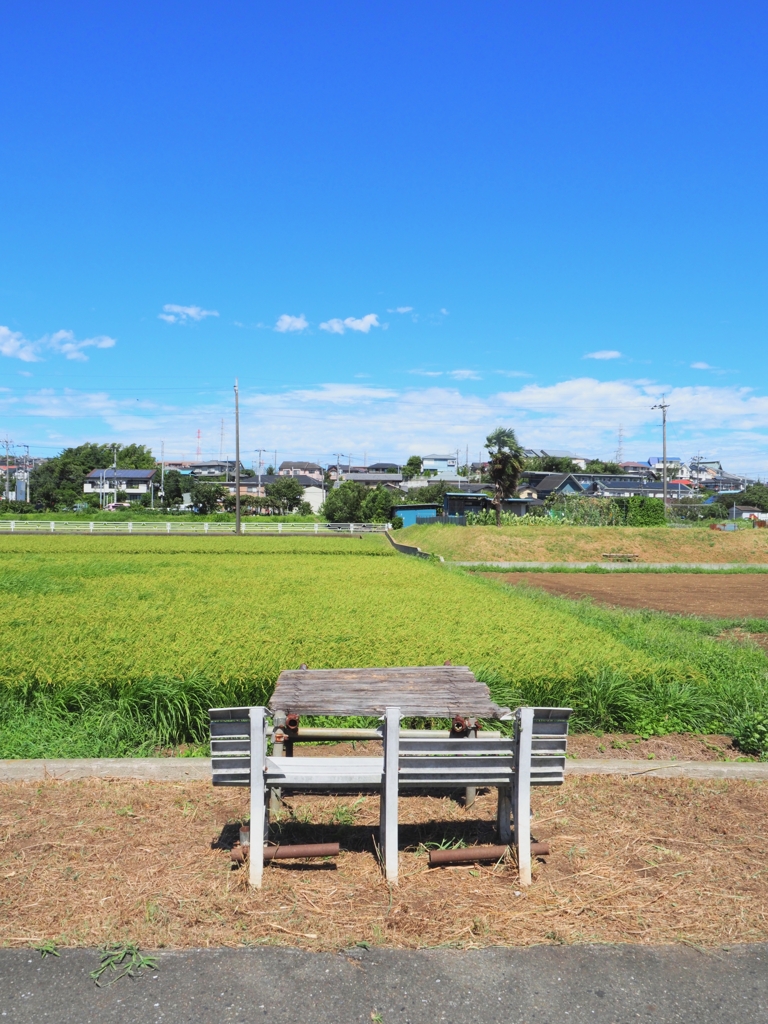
10,521,14,533
314,522,318,533
204,523,209,533
278,523,282,533
50,521,55,533
89,522,94,533
166,522,171,534
350,523,354,534
128,522,133,533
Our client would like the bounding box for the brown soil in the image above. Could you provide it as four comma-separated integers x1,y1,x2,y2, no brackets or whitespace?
1,777,767,951
488,572,768,620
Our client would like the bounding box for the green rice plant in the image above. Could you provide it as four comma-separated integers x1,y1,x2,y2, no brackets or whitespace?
0,535,766,755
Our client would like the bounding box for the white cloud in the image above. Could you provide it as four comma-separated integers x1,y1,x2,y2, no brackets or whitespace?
449,369,482,381
495,370,532,378
319,314,380,334
0,326,40,362
48,330,116,362
274,314,309,333
0,325,117,362
158,304,219,324
387,306,413,313
584,350,622,360
691,362,713,370
410,370,443,377
439,308,449,316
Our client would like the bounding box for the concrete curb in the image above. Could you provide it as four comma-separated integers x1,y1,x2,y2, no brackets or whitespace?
452,561,768,570
1,757,765,782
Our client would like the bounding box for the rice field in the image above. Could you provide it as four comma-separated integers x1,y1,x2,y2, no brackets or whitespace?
1,535,767,757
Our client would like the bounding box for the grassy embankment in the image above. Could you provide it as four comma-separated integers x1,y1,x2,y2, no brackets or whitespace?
400,522,768,565
0,534,766,757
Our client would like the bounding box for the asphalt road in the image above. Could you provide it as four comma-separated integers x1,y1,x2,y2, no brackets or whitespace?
1,944,766,1024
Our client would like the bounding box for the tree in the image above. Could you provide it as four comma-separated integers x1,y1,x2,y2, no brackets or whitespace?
397,481,456,505
264,477,306,514
524,455,578,474
402,455,423,481
30,442,157,510
190,479,226,514
322,481,394,523
584,460,621,474
160,470,185,508
485,427,525,526
321,481,366,522
714,483,768,515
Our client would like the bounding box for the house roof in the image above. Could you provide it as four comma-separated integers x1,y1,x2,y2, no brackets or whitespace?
534,473,584,493
86,468,155,480
279,461,322,471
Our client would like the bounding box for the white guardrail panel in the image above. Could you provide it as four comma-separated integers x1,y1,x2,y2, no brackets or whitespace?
0,520,391,534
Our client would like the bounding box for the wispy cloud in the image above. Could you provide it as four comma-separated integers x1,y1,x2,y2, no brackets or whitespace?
274,314,309,333
0,325,117,363
158,304,219,324
691,361,713,370
48,330,116,362
387,306,413,313
319,314,380,335
584,350,622,360
448,369,481,381
495,370,532,378
5,371,768,476
0,326,40,362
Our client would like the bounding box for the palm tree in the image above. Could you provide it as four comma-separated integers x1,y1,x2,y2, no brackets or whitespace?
485,427,525,526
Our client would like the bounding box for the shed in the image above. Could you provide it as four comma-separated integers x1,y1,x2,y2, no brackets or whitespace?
392,503,440,527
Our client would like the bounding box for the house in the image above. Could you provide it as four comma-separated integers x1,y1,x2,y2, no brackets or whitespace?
219,474,325,513
163,460,243,477
334,472,403,488
84,468,156,498
519,473,585,500
443,492,544,517
278,461,323,482
421,454,459,479
367,462,400,473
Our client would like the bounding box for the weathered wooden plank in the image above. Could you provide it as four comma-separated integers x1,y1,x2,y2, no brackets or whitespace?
269,666,506,717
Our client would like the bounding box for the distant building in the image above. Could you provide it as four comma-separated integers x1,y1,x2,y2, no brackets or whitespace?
163,460,243,477
278,461,323,482
421,454,459,479
84,468,156,498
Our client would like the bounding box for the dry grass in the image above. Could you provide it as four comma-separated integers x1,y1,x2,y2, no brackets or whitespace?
400,523,768,564
1,777,767,951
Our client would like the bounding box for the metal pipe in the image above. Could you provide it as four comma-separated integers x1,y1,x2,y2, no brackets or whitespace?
428,841,550,867
234,840,340,862
429,845,509,866
266,728,501,741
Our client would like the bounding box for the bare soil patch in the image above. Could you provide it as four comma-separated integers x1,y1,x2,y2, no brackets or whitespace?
1,777,766,951
489,571,768,619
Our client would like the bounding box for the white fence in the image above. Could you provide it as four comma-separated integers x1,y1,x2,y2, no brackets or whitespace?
0,521,391,535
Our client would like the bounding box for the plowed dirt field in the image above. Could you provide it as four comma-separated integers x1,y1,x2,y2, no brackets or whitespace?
488,572,768,620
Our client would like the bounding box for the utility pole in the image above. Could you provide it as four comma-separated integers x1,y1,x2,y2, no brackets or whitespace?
651,397,670,510
3,437,11,503
23,445,30,505
234,379,241,535
160,441,165,505
111,443,118,504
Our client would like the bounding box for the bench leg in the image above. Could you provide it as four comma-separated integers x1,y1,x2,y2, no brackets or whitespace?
464,786,477,809
382,706,400,883
497,785,512,844
515,707,533,886
249,707,267,888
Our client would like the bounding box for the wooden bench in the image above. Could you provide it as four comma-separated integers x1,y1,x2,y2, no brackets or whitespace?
210,704,571,887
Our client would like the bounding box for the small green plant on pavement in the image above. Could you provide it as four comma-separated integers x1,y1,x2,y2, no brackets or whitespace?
33,940,59,958
90,943,158,986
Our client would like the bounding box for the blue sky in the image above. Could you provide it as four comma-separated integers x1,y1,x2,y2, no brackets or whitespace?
1,1,767,473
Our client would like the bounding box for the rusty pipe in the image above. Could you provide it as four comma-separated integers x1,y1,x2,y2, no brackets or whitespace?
428,842,550,867
231,841,340,864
